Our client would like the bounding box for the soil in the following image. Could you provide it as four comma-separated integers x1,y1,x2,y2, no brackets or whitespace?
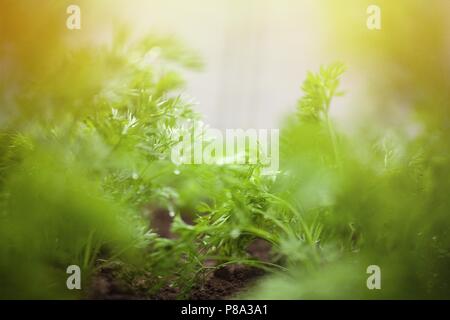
88,209,271,300
187,264,265,300
88,262,266,300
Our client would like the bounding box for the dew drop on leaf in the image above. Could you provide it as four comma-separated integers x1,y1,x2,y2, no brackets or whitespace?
230,229,241,239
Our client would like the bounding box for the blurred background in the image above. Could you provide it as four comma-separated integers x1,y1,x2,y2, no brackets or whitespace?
119,0,329,129
96,0,450,130
3,0,448,130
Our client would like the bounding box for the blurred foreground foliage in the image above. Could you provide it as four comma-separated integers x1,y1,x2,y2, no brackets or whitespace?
244,63,450,299
0,2,277,298
0,27,202,297
244,0,450,299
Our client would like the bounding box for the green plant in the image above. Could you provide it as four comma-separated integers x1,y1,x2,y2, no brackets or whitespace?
243,63,450,299
0,29,204,298
1,14,449,299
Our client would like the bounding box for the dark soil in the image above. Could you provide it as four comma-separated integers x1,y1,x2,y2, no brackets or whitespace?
88,262,266,300
88,209,271,300
88,263,145,300
188,264,265,300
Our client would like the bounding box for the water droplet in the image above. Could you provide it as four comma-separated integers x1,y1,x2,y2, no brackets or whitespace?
230,229,241,239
